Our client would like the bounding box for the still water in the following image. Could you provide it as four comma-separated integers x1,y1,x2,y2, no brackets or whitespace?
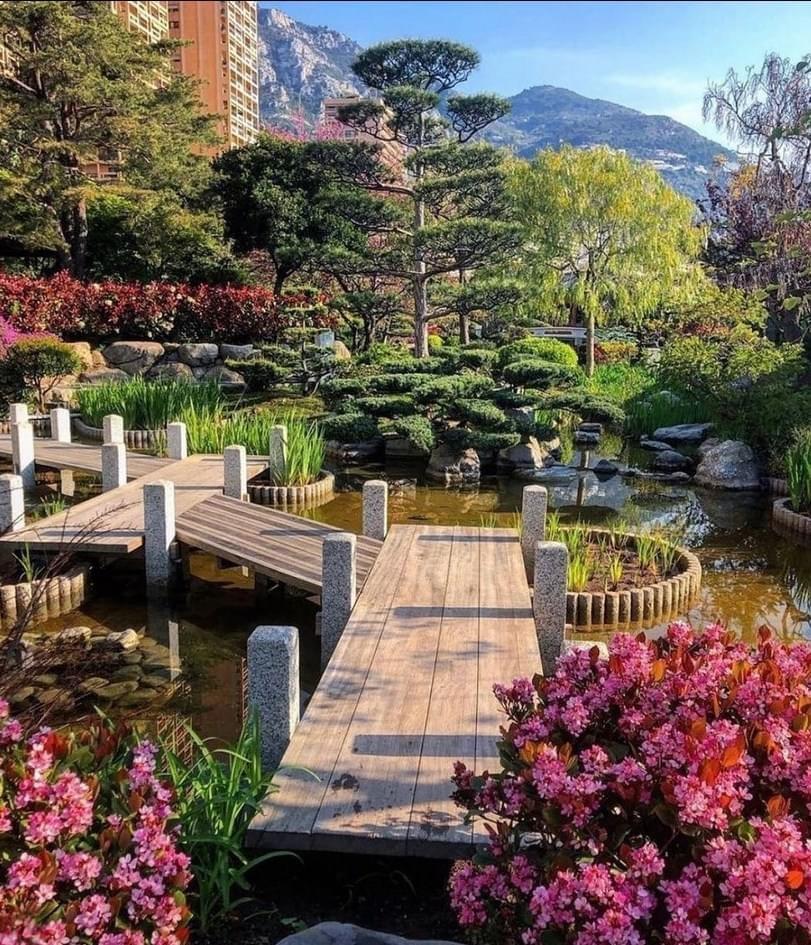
13,446,811,742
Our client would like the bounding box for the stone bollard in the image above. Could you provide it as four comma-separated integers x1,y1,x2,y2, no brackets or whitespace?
50,407,71,443
101,442,126,492
103,414,124,445
9,403,28,425
269,424,288,481
362,480,388,541
321,532,356,669
533,540,568,676
247,625,300,771
11,421,35,490
166,421,187,461
521,485,548,577
144,480,176,592
223,445,248,500
0,474,25,533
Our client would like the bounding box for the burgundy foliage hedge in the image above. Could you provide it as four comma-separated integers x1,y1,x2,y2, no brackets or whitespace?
0,273,333,344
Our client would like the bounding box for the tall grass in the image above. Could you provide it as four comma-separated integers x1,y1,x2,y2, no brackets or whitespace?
159,715,293,934
76,377,223,430
787,427,811,515
183,406,326,485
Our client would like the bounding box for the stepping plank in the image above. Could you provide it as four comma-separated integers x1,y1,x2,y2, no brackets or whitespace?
0,434,168,479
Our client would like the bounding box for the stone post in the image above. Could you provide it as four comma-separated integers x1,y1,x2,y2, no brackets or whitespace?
0,474,25,533
144,480,176,592
11,421,35,490
101,442,126,492
59,469,75,498
269,424,288,481
321,532,356,669
521,485,548,577
247,625,300,771
533,540,569,676
166,421,187,461
50,407,71,443
223,445,248,500
9,403,28,425
362,479,388,541
103,414,124,445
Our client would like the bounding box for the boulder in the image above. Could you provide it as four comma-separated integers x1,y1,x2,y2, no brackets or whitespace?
652,422,714,445
622,468,692,484
80,367,130,385
277,923,462,945
102,341,164,376
639,438,673,452
652,449,693,472
578,422,603,434
497,436,551,473
574,430,601,446
333,340,352,361
148,361,194,381
326,438,384,465
697,437,721,457
426,445,481,484
105,628,140,651
517,463,578,482
694,440,760,490
202,364,246,392
177,343,219,367
219,343,258,361
593,458,619,477
95,680,139,701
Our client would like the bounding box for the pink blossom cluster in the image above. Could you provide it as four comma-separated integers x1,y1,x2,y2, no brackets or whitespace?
0,702,190,944
450,623,811,945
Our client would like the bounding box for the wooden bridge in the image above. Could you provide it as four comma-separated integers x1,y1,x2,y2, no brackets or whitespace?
248,523,540,858
0,434,168,480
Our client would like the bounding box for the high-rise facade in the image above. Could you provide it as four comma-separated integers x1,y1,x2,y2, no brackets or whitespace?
109,1,169,46
167,0,260,151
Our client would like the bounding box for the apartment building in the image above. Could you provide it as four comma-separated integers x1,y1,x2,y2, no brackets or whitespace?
322,96,405,172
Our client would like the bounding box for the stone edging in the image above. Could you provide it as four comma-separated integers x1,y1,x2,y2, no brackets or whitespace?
772,497,811,540
0,416,51,436
0,563,90,631
763,476,789,496
73,417,160,450
565,532,702,632
247,470,335,507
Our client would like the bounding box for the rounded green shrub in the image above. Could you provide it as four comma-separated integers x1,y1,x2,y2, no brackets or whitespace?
1,337,82,412
387,415,435,452
454,399,512,431
320,376,368,408
497,337,579,370
225,358,282,393
413,373,493,405
442,427,521,452
354,394,417,417
502,358,581,390
320,413,380,443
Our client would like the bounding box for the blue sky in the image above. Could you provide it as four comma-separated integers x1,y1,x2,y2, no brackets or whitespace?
262,1,811,145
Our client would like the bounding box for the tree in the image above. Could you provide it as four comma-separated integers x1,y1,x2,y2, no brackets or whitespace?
0,1,216,277
212,134,366,295
313,39,521,357
509,146,701,375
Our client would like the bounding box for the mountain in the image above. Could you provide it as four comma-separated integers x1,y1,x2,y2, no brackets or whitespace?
256,8,733,198
486,86,734,199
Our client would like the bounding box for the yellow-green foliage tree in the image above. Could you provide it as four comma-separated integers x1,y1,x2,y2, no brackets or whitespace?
508,146,703,374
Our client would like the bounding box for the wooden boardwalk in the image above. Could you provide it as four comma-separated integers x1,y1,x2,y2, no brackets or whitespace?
249,524,540,858
0,434,169,480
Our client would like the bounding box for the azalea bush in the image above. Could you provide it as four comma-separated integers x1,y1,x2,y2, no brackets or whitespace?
0,703,191,944
451,622,811,945
0,272,333,343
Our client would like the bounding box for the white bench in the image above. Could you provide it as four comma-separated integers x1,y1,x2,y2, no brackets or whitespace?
528,326,587,347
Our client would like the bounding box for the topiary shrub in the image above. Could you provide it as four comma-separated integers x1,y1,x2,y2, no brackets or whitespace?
320,413,380,443
442,426,520,452
319,376,369,408
451,622,811,945
225,358,283,393
412,373,494,405
497,336,579,370
386,415,436,453
0,337,81,411
542,389,626,425
354,394,416,418
502,358,581,390
453,398,512,431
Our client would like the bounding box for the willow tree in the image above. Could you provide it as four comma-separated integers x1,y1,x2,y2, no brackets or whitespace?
322,40,521,357
509,146,702,374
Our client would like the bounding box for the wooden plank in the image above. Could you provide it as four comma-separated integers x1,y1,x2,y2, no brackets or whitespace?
406,525,478,855
0,435,169,478
310,525,454,855
248,525,416,848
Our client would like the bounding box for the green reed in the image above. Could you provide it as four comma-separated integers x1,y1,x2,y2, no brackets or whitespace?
76,377,223,430
787,427,811,515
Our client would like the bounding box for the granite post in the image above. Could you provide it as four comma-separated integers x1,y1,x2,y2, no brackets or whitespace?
0,473,25,533
101,442,126,492
50,407,71,443
144,480,176,592
521,485,548,577
321,532,356,669
533,540,569,676
223,445,248,500
166,421,187,461
362,479,388,541
247,625,300,770
269,424,288,480
11,421,35,490
9,403,27,425
103,414,124,445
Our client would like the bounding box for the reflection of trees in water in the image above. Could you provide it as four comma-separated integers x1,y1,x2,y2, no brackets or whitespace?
699,572,809,643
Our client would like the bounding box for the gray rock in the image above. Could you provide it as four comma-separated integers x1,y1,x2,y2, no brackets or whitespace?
80,367,130,385
694,440,760,490
622,468,692,484
578,422,603,434
517,463,578,482
78,677,112,695
9,686,35,705
277,923,462,945
148,361,194,381
111,665,143,681
593,458,619,477
652,449,692,472
426,445,481,484
639,438,673,452
697,436,721,457
574,430,601,446
106,628,140,651
497,436,551,472
102,341,164,376
177,343,219,367
56,626,92,644
385,436,431,459
219,343,258,361
95,680,139,701
333,340,352,361
202,364,246,391
327,438,385,465
652,422,714,444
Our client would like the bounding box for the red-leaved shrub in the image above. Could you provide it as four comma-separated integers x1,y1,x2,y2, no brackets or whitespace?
0,273,333,344
0,702,191,944
451,622,811,945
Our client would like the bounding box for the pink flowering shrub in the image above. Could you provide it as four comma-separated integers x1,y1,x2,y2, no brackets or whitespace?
0,702,191,944
451,623,811,945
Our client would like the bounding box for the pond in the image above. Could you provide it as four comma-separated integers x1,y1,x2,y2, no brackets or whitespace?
9,442,811,743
